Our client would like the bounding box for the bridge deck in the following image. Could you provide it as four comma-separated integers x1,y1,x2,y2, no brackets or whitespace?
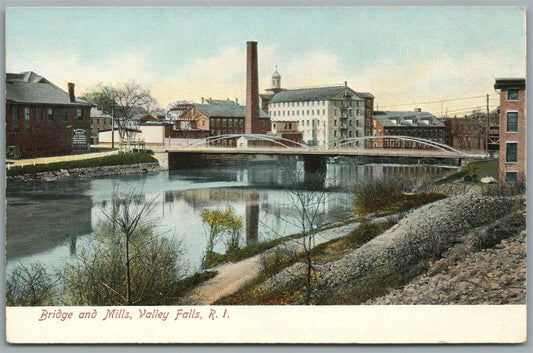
165,146,475,159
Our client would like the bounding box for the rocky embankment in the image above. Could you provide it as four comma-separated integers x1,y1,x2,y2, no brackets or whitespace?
368,228,526,304
7,162,163,185
261,193,526,304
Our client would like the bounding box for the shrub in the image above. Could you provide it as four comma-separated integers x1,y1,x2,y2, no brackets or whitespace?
348,221,383,245
471,211,526,251
62,222,186,305
352,180,446,216
200,207,244,268
261,248,298,278
6,262,57,306
352,180,403,215
480,182,526,196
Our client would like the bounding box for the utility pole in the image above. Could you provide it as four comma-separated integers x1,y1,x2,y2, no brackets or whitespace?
486,94,490,156
111,101,115,149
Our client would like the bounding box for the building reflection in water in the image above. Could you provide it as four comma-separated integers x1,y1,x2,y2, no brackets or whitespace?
162,161,456,248
6,183,93,260
245,192,259,245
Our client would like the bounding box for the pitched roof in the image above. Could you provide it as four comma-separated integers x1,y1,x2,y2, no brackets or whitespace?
356,92,375,99
189,104,269,118
374,111,444,127
269,85,373,103
6,71,90,105
269,85,347,103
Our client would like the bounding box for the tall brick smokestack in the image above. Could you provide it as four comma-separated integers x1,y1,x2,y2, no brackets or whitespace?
245,41,260,134
68,82,76,103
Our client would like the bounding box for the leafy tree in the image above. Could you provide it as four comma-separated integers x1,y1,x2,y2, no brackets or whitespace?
200,207,244,267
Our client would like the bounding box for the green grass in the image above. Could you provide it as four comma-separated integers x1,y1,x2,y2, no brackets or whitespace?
88,147,117,153
464,159,498,181
352,180,447,216
215,218,399,305
202,218,359,269
312,218,398,261
6,152,158,176
173,271,217,299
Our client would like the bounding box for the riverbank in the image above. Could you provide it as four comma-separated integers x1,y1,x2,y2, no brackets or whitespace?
6,151,169,186
184,192,526,305
6,162,164,185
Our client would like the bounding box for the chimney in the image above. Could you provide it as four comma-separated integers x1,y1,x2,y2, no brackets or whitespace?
414,107,422,112
68,82,75,103
201,97,204,104
235,98,239,106
245,41,260,134
344,81,347,87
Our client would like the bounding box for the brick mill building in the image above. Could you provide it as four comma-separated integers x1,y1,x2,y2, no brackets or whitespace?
6,71,91,158
175,103,270,146
494,78,526,183
371,109,446,149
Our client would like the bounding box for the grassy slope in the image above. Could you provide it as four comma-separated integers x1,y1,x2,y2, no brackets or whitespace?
6,152,158,176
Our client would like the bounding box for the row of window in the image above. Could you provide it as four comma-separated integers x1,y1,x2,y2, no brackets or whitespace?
504,87,521,183
210,129,243,136
369,139,445,148
332,130,359,138
270,100,327,109
92,118,112,125
272,122,294,130
383,129,445,138
209,118,243,128
271,108,326,117
11,105,83,122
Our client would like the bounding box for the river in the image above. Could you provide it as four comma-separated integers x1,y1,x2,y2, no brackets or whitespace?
5,160,455,275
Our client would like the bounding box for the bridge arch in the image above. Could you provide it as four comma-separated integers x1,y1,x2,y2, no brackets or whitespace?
326,136,470,156
184,133,311,149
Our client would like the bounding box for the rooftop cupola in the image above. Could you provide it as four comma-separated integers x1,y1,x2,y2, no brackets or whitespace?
272,65,281,90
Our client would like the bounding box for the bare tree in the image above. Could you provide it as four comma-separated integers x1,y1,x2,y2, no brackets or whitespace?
273,157,329,304
82,81,157,141
101,187,157,305
6,262,57,306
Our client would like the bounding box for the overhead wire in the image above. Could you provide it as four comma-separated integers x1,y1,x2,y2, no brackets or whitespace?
378,94,500,109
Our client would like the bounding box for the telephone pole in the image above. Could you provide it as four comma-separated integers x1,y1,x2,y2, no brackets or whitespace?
486,94,490,156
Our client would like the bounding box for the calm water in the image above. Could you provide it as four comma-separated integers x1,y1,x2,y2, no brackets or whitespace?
5,161,455,275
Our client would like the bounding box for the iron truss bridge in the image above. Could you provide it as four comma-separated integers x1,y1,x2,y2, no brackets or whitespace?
169,133,484,159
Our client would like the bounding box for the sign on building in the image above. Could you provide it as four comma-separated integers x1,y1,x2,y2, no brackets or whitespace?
73,128,88,150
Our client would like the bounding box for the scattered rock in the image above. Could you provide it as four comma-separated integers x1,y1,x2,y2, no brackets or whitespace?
7,162,163,185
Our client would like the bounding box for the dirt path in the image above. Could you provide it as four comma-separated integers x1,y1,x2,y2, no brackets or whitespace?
180,221,362,304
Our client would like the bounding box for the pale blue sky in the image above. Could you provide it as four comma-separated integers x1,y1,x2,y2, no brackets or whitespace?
6,6,526,114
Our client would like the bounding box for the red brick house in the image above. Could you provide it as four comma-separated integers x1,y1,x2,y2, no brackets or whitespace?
371,110,446,149
494,78,526,183
6,72,91,158
444,117,486,152
177,103,270,136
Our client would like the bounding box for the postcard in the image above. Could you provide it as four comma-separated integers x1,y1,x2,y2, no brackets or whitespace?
4,5,527,344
